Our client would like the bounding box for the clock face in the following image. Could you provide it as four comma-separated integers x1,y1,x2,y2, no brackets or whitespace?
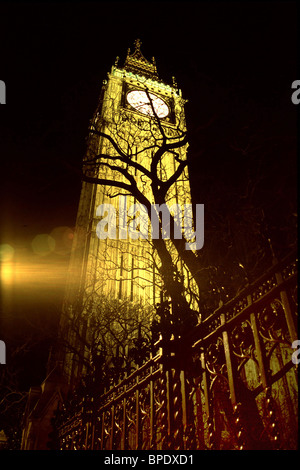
126,90,169,118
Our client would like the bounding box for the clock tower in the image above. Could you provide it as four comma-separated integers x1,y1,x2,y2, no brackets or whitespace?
60,40,197,384
21,41,199,449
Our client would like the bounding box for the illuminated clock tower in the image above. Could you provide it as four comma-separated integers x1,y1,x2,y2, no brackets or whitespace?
21,40,199,450
61,39,197,383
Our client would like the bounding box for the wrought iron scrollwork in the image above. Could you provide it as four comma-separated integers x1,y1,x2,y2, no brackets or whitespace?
54,254,297,450
258,300,287,340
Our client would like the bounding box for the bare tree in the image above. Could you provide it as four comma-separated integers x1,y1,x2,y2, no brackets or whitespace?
59,287,154,393
80,87,202,329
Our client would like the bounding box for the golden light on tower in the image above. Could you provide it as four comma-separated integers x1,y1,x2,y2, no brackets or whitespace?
60,40,200,384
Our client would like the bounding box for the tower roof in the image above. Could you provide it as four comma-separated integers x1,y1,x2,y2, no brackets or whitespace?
123,39,158,79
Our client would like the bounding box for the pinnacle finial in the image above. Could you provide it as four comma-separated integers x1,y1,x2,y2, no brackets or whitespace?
124,39,158,79
134,38,142,51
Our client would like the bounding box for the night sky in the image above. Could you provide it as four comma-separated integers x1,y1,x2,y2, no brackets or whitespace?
0,2,298,387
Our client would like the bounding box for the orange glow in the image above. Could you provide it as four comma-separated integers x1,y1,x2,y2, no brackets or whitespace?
1,259,68,287
0,257,69,314
1,261,15,285
0,239,70,313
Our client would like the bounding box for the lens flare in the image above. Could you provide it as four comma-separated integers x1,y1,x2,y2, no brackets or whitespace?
31,234,56,256
0,243,15,262
49,226,74,255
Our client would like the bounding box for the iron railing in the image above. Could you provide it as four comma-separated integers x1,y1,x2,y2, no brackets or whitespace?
55,252,298,450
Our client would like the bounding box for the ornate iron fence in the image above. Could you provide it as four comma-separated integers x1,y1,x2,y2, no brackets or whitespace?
55,252,298,450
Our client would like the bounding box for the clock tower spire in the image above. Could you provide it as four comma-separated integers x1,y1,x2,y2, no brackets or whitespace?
124,38,158,79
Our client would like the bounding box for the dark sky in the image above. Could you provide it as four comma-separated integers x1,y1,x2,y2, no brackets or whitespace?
0,2,298,382
0,2,297,239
